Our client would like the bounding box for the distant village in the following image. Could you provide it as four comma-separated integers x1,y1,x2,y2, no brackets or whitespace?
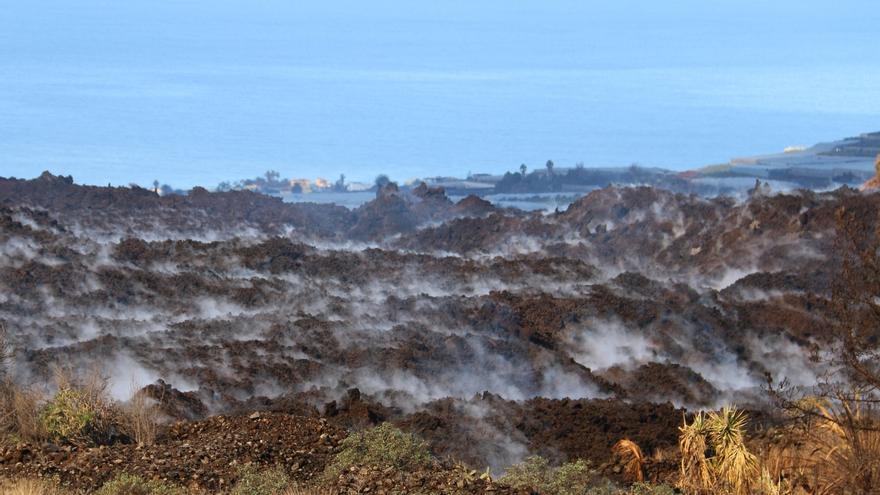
147,131,880,198
211,169,514,196
203,161,681,197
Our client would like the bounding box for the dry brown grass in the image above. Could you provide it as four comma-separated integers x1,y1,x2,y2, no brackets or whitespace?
0,325,46,442
0,323,9,381
0,479,67,495
764,394,880,495
5,384,47,442
0,324,43,444
121,385,160,446
612,438,645,482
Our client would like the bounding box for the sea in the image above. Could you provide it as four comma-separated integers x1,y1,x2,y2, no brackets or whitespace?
1,0,879,193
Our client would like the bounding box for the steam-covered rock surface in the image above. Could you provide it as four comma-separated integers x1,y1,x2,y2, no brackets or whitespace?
1,173,871,472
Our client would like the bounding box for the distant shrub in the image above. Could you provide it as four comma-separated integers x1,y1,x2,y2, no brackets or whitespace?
323,423,433,480
230,465,291,495
500,456,602,495
94,474,184,495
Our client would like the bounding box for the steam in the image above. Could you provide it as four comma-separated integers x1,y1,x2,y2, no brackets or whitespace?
0,185,841,469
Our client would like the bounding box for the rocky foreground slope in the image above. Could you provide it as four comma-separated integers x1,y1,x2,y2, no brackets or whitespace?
1,172,876,489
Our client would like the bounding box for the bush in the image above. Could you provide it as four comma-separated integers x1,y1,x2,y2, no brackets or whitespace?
579,480,677,495
230,465,291,495
323,423,433,480
628,483,677,495
500,456,602,495
499,455,550,490
583,480,624,495
39,388,98,442
39,369,120,445
94,474,185,495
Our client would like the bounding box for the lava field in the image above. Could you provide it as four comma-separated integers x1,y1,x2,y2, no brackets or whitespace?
1,172,872,473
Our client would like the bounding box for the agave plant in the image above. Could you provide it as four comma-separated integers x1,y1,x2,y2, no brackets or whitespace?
707,406,759,495
678,406,758,495
678,412,713,494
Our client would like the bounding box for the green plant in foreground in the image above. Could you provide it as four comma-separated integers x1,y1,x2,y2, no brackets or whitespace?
628,482,677,495
95,474,185,495
39,388,97,442
500,456,602,495
230,465,290,495
323,423,433,480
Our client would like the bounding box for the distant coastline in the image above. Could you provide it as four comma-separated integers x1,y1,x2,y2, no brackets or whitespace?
210,131,880,200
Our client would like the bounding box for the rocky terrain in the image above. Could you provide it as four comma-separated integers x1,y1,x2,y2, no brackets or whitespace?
1,172,873,491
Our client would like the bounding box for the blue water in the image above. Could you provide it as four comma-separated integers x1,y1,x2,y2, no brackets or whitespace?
1,0,879,188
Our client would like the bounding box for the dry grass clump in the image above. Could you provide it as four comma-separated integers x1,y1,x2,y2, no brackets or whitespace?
0,324,47,444
0,479,68,495
0,323,9,381
678,406,758,495
3,385,47,442
121,388,161,446
612,439,645,482
763,394,880,495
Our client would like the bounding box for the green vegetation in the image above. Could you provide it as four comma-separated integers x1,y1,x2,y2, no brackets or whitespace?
627,483,677,495
323,423,433,480
39,387,98,443
94,474,185,495
230,465,291,495
498,455,677,495
499,456,600,495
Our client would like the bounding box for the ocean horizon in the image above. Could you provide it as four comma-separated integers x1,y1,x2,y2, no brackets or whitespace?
2,0,879,188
